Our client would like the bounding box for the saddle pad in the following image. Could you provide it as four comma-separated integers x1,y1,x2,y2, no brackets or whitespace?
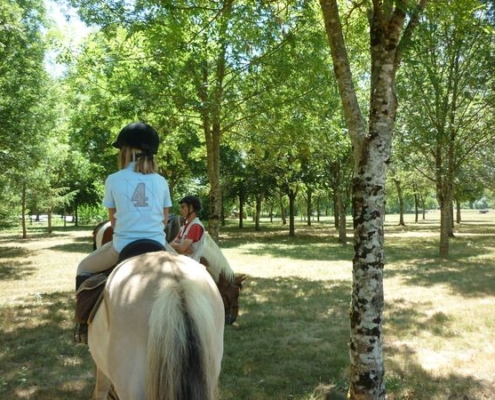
75,274,107,324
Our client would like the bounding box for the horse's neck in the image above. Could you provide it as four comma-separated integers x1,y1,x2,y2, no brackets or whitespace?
201,233,233,282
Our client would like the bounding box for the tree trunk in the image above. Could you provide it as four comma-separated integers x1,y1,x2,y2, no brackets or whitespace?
306,187,312,226
316,194,321,222
221,197,226,227
436,144,455,257
439,199,451,258
333,189,339,229
255,193,263,231
414,192,419,223
394,178,405,226
319,1,426,398
75,202,79,227
280,194,287,225
239,192,245,229
198,0,232,243
288,189,297,237
449,203,454,235
48,210,53,234
22,182,27,239
336,190,347,245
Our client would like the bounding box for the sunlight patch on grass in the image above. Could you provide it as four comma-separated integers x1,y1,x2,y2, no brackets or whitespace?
14,387,38,399
225,247,352,281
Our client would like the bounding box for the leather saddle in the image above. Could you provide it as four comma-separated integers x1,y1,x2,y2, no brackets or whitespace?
75,240,165,324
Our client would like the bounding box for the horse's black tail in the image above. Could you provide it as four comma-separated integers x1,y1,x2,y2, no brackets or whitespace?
145,276,221,400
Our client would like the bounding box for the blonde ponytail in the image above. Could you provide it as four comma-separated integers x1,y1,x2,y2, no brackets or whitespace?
119,146,158,174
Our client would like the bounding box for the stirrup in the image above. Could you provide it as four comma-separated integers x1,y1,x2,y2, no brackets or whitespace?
73,323,88,345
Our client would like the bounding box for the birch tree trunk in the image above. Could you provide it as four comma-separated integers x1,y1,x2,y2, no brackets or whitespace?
319,1,427,398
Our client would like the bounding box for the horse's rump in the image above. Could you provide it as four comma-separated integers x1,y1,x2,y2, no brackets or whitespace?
89,252,224,400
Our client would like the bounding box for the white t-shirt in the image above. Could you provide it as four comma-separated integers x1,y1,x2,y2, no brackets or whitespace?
103,162,172,252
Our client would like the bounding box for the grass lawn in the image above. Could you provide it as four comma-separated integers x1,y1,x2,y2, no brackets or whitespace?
0,210,494,399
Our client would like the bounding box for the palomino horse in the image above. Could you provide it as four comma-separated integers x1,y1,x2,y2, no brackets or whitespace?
92,220,246,325
89,251,224,400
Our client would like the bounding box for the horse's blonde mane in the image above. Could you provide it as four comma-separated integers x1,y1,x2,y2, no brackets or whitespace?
200,233,234,283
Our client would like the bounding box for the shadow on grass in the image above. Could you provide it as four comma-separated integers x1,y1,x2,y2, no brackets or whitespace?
0,247,36,281
398,260,495,298
221,276,351,399
385,236,495,298
47,239,93,254
221,275,489,399
220,225,354,262
219,224,495,300
221,221,495,263
386,343,489,400
383,299,493,399
0,291,95,400
0,261,36,281
0,277,489,399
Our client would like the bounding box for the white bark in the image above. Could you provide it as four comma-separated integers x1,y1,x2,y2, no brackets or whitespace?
319,1,427,398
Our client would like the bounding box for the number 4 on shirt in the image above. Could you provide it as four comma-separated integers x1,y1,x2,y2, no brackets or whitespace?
131,183,149,207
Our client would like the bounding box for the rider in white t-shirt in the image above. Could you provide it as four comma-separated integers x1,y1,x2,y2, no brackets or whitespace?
74,122,172,343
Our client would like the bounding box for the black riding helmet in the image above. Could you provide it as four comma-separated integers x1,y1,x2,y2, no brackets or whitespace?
179,196,201,212
112,122,160,154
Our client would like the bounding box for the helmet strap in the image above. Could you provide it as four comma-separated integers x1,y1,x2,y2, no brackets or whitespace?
186,206,196,222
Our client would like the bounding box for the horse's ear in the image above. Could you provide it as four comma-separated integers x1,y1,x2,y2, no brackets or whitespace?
234,274,247,289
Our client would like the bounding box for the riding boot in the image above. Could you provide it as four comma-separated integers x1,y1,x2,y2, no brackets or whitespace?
73,273,93,344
